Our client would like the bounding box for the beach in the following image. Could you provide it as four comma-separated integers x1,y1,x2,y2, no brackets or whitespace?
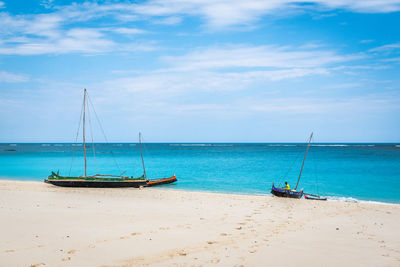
0,180,399,266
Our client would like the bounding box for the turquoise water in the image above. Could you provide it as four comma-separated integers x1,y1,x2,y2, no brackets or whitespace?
1,143,399,204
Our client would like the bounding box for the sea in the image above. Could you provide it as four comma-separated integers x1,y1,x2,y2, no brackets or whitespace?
0,143,399,204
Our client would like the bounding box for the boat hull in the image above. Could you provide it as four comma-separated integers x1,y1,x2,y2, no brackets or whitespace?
44,179,147,188
146,175,177,187
271,183,303,199
304,194,327,201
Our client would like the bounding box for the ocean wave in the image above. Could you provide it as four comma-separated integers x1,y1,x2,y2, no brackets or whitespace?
129,144,136,146
41,144,51,146
170,144,212,147
266,144,297,147
170,144,234,147
9,144,17,146
327,196,359,203
395,145,400,148
326,196,398,205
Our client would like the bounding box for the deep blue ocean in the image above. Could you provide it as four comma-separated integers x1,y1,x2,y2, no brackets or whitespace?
1,143,399,204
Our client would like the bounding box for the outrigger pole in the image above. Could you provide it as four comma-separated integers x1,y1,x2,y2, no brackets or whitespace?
139,132,147,179
83,88,87,177
295,132,313,190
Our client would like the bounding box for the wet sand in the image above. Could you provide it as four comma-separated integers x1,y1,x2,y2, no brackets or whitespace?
0,180,399,266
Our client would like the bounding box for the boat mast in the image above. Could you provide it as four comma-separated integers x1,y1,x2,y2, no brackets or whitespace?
139,132,147,179
295,132,313,190
83,89,87,177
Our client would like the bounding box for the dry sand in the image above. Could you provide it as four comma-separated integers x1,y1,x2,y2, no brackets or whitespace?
0,180,399,267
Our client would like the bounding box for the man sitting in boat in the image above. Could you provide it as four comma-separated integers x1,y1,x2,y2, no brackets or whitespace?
284,181,290,190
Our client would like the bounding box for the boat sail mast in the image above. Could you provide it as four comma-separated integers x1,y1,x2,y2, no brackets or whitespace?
83,88,87,177
139,132,147,179
295,132,313,190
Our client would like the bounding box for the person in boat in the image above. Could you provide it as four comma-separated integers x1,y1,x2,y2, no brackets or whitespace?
284,181,290,190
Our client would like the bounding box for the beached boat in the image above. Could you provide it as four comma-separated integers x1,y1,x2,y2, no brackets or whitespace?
45,89,176,188
271,183,303,198
271,132,322,199
137,132,177,187
304,194,327,201
46,172,147,188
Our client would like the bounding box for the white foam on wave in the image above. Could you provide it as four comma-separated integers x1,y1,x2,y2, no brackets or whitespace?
9,144,17,146
129,144,136,146
54,144,64,146
41,144,51,146
311,144,349,147
327,196,399,206
395,145,400,148
170,144,212,147
327,196,359,203
267,144,297,147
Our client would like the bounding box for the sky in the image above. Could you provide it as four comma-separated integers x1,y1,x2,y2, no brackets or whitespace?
0,0,399,143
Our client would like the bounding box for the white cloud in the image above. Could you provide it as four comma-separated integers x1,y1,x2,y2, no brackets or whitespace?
128,0,400,28
0,0,399,55
369,43,400,52
162,45,353,71
106,27,147,35
0,71,29,83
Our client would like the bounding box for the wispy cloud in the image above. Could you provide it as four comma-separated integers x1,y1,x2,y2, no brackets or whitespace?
129,0,400,28
0,71,29,83
369,42,400,53
162,45,354,71
1,0,400,56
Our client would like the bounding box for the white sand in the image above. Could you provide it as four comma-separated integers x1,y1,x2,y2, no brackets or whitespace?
0,180,399,266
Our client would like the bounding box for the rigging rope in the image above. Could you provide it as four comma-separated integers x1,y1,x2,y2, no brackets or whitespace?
310,139,321,196
280,145,303,186
86,92,122,174
87,100,98,174
69,96,85,176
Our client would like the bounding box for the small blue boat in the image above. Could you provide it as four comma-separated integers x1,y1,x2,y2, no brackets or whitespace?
271,132,312,199
271,183,303,198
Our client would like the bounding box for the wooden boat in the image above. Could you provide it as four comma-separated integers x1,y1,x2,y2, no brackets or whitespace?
137,132,178,187
271,183,303,198
304,193,327,201
45,172,147,188
146,175,177,187
271,133,312,199
44,89,176,188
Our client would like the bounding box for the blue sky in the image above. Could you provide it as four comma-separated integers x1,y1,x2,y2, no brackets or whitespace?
0,0,399,142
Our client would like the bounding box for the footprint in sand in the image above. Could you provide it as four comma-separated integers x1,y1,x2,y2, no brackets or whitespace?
236,227,242,230
120,236,130,240
249,250,257,253
207,241,216,245
210,258,220,264
30,263,45,267
178,251,187,256
88,244,96,248
37,244,45,248
238,222,246,225
5,249,15,253
131,232,142,236
220,233,228,236
61,257,71,261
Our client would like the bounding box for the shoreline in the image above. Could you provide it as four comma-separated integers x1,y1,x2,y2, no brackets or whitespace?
1,179,399,266
1,178,399,206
